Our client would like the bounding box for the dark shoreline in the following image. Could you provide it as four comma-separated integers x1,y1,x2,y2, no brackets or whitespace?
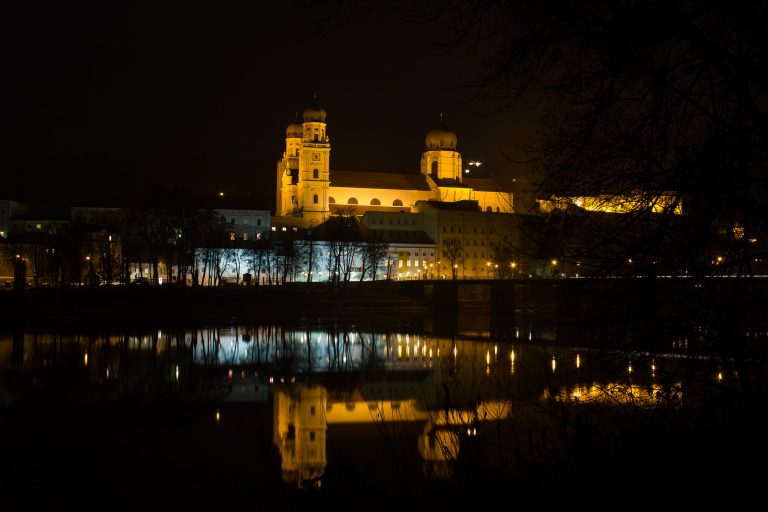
0,283,433,331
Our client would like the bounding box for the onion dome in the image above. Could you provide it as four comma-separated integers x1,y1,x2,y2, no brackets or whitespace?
425,127,457,151
286,122,303,138
303,103,327,123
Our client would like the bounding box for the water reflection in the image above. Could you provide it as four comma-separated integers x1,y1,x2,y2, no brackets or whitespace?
0,324,754,502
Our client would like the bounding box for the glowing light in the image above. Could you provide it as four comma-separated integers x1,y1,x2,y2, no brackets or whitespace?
175,365,179,380
551,356,556,373
453,346,457,358
576,353,580,368
551,259,558,267
429,348,433,358
717,372,723,382
216,410,221,423
228,369,233,379
84,352,88,366
494,345,498,355
628,362,633,374
510,350,515,362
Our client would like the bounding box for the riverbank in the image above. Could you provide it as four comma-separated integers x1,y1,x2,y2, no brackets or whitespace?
0,283,432,330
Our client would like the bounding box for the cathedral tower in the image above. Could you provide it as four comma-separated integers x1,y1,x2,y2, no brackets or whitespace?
420,115,462,181
299,101,331,225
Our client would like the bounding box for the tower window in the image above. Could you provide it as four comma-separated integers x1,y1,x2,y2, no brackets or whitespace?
486,206,492,212
313,194,318,204
393,199,403,207
313,168,318,179
431,160,438,173
314,134,318,142
370,198,381,205
348,198,358,205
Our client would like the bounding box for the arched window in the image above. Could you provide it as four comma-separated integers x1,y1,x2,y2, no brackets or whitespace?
328,197,335,204
370,198,381,205
313,168,318,179
486,206,493,212
496,207,500,212
348,197,358,204
313,194,318,204
393,199,403,207
431,161,438,174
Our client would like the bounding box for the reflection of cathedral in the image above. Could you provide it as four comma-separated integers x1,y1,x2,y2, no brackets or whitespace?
276,101,514,227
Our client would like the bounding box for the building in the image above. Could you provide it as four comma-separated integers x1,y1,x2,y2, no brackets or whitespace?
275,102,514,227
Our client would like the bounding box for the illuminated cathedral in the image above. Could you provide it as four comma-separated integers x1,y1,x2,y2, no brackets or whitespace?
275,101,514,227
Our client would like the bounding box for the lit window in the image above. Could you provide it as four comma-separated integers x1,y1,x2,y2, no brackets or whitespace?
229,232,235,240
243,233,248,240
256,233,262,240
243,217,248,224
398,260,403,268
271,227,276,232
415,260,420,267
282,227,287,231
36,223,42,230
407,260,411,267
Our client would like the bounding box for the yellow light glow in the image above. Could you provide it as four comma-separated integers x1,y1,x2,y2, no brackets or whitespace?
510,350,515,362
576,353,580,368
486,350,490,365
551,356,556,373
628,362,633,374
717,372,723,382
453,346,457,358
551,259,558,267
216,410,221,423
494,345,497,355
84,352,88,366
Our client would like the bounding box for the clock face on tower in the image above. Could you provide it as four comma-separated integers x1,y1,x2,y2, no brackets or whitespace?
312,153,320,161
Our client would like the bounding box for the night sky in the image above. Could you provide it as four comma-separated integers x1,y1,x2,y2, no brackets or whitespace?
4,1,537,211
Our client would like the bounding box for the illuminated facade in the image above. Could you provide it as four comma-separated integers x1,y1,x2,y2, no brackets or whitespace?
275,103,514,228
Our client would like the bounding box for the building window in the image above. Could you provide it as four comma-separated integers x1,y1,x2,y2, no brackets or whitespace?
407,260,411,267
243,217,249,224
348,197,358,204
370,198,381,205
496,207,500,212
310,431,316,441
256,232,262,240
431,160,438,173
329,197,335,204
486,206,492,212
399,260,403,268
257,218,261,226
415,260,419,267
230,218,235,225
243,233,248,240
271,227,276,231
229,232,235,240
393,199,403,207
313,194,319,204
313,168,318,179
310,406,316,416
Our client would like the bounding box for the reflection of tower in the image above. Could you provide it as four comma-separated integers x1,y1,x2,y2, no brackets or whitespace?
273,384,328,487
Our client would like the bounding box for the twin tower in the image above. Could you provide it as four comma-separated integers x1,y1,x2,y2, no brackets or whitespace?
275,100,464,226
